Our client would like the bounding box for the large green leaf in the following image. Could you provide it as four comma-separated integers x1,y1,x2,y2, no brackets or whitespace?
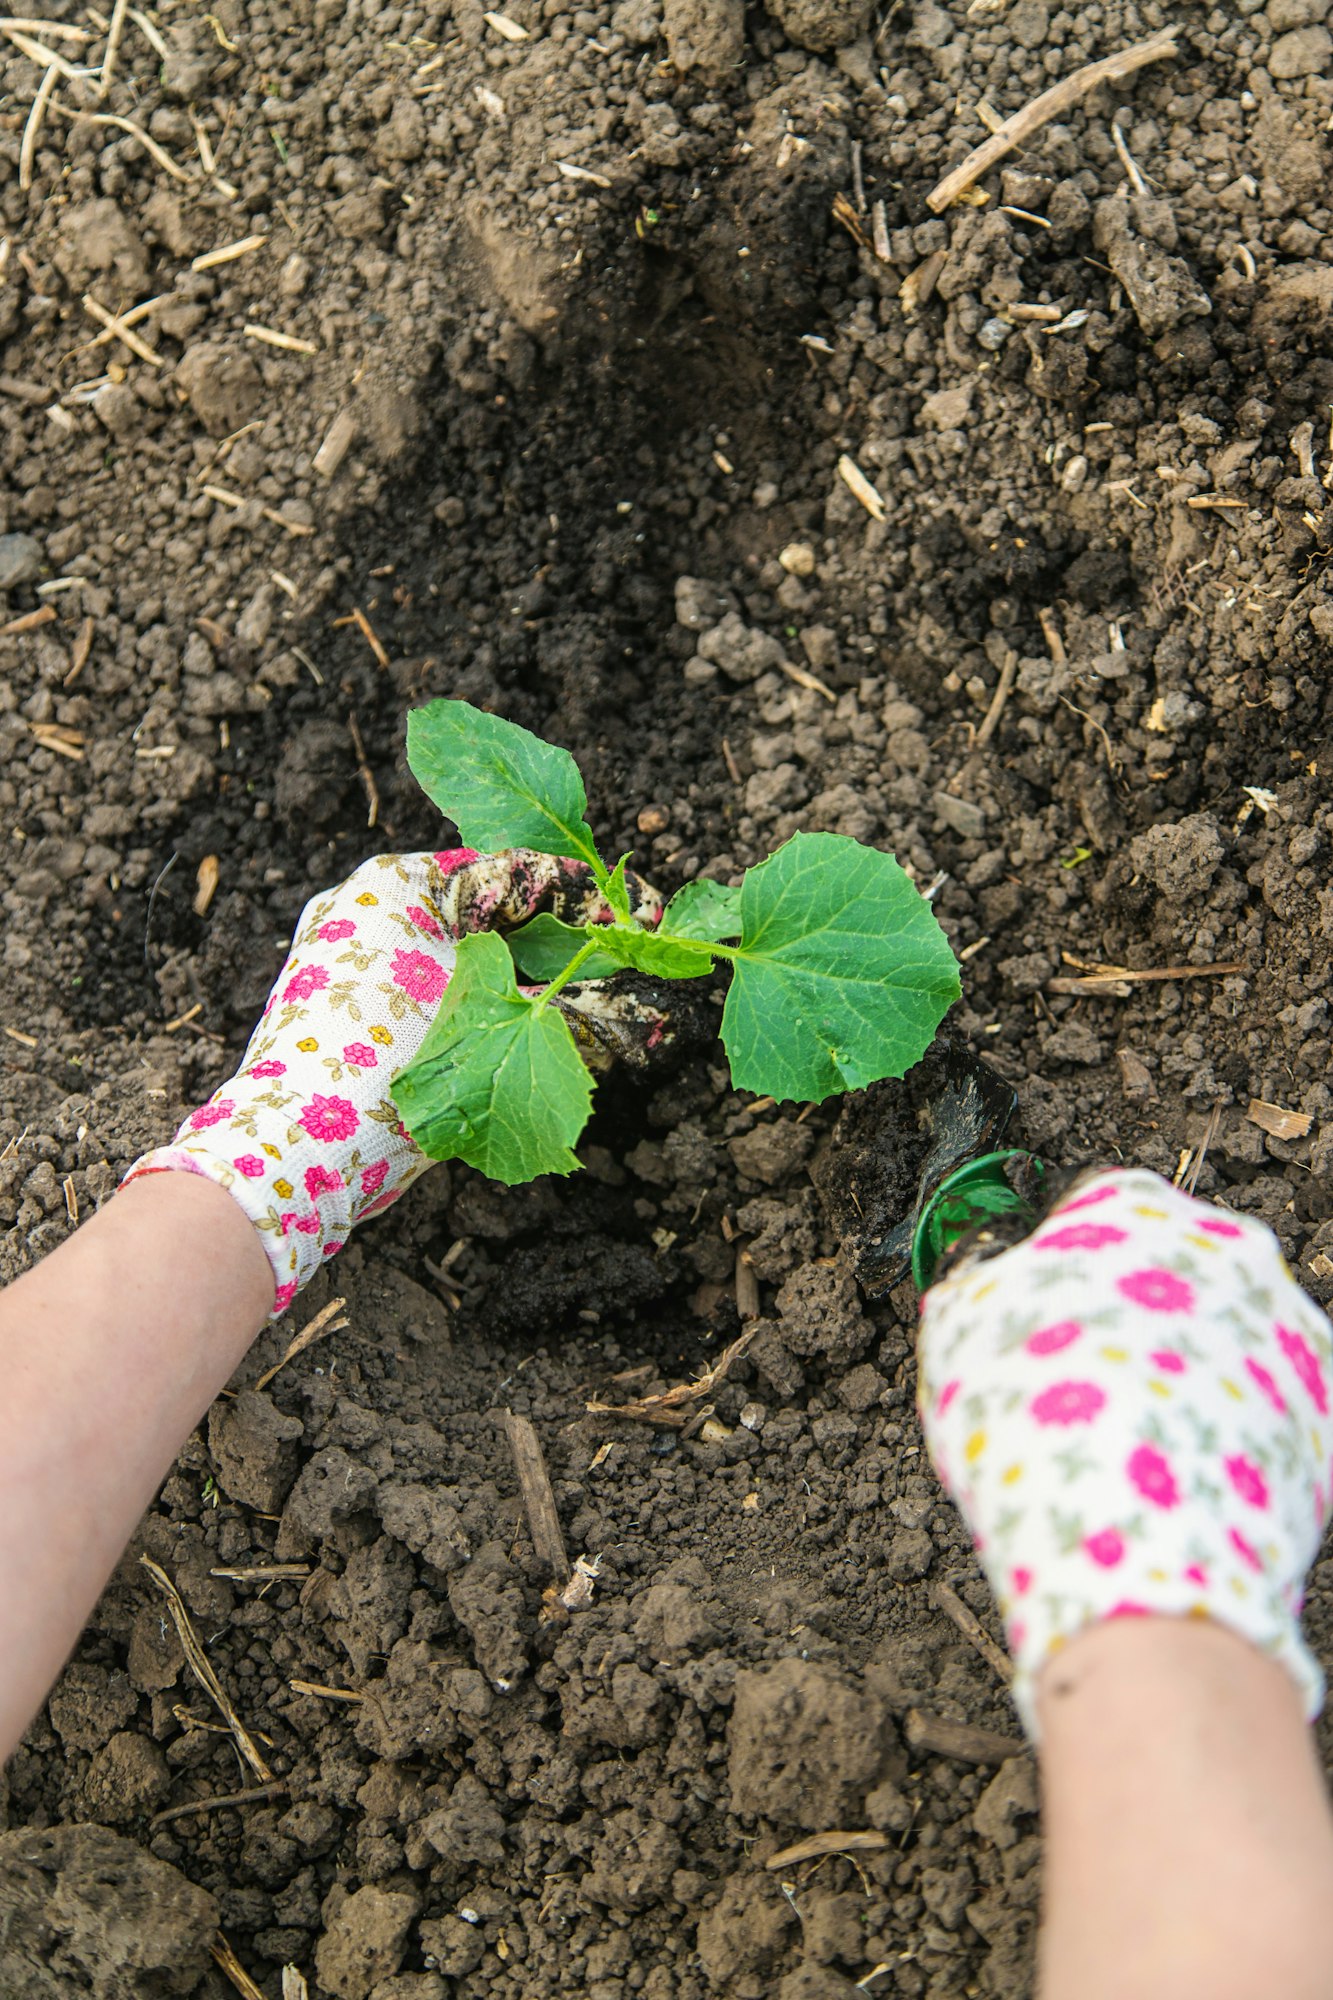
721,831,960,1101
406,700,602,874
663,877,743,942
391,931,592,1182
509,914,621,984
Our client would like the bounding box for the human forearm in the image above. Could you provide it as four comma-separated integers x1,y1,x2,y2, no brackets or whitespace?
0,1173,272,1762
1037,1618,1333,2000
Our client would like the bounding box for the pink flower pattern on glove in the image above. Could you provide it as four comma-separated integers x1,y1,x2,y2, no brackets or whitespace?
918,1168,1333,1737
284,966,330,1003
1029,1380,1105,1426
1127,1443,1181,1510
298,1095,360,1144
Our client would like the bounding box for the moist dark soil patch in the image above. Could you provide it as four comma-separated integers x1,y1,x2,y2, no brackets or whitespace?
3,2,1333,1996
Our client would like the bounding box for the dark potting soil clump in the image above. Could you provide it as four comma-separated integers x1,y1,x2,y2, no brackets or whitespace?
3,0,1333,1994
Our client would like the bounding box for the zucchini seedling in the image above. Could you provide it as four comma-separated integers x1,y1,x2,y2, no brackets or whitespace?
392,700,961,1184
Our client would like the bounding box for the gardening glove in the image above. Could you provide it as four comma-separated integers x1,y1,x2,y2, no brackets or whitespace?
917,1166,1333,1737
122,848,665,1316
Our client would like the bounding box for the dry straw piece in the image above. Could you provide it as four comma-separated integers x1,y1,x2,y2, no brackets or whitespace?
244,322,318,354
139,1557,274,1782
766,1829,890,1871
81,294,163,365
254,1294,349,1390
926,26,1179,214
193,233,268,272
18,62,57,189
837,452,885,521
211,1936,268,2000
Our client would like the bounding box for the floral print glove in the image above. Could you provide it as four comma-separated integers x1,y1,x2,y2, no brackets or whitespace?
122,848,665,1316
918,1167,1333,1737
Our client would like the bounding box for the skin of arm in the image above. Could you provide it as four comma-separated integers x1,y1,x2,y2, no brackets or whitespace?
1036,1615,1333,2000
0,1172,272,1764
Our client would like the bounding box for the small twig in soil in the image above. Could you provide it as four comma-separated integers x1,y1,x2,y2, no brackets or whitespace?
347,713,380,829
139,1557,273,1783
314,408,357,479
244,322,318,355
1175,1103,1222,1195
503,1409,571,1582
289,1679,364,1703
210,1563,311,1584
126,6,169,60
832,190,872,252
1,22,90,78
1048,958,1243,995
76,290,169,357
63,613,95,685
766,1829,890,1871
1057,693,1118,771
926,26,1179,213
587,1322,762,1428
556,158,611,188
191,233,268,272
1109,119,1148,195
99,0,127,92
82,291,163,366
0,15,93,38
48,99,194,183
18,62,58,190
1,603,57,636
211,1936,268,2000
150,1779,287,1830
904,1708,1022,1766
28,718,85,759
837,453,885,521
254,1295,348,1391
931,1581,1013,1682
351,604,390,670
1038,606,1067,665
973,646,1017,750
780,658,837,705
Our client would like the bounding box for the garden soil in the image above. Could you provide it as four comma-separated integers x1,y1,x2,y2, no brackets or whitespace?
2,0,1333,1993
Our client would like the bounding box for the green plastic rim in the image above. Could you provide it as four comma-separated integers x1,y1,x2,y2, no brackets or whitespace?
911,1148,1045,1292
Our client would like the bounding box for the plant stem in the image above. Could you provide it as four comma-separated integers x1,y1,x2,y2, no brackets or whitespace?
536,938,600,1007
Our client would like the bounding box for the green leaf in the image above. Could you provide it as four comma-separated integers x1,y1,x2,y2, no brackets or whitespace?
605,852,633,920
721,831,960,1101
391,931,593,1182
592,924,715,980
663,877,743,942
406,700,603,875
508,914,621,984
